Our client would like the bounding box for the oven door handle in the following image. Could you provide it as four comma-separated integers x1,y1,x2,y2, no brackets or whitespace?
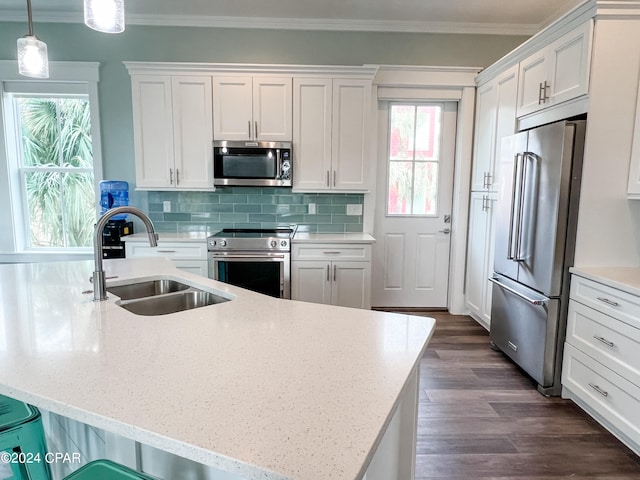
210,253,286,260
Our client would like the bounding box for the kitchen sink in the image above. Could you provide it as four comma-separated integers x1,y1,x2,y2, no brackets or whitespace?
107,279,190,300
117,290,230,316
106,277,231,316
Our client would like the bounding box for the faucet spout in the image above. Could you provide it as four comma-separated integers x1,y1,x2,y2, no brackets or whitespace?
93,206,158,301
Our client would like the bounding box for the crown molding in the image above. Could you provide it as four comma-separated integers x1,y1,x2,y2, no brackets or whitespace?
0,9,543,35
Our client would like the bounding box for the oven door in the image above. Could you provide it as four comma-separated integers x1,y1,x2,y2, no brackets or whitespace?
208,252,290,299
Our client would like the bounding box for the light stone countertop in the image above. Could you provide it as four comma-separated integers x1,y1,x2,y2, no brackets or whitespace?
0,258,433,480
570,266,640,297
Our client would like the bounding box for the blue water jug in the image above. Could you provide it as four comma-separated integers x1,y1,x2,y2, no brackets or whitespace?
100,181,129,220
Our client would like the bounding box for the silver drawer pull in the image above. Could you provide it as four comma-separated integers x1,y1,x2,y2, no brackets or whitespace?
597,297,620,307
588,383,609,398
157,250,177,253
593,335,615,348
323,251,341,255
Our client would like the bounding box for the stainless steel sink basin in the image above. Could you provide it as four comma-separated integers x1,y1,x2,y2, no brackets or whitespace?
118,290,230,316
107,279,190,300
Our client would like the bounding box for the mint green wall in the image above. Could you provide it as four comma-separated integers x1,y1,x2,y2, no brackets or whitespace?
0,22,528,227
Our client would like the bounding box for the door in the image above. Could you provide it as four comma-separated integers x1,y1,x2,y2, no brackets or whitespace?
372,102,457,308
213,76,253,140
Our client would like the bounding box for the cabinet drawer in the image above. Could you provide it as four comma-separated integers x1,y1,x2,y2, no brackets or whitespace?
570,275,640,329
291,243,371,261
562,343,640,446
126,242,207,260
567,300,640,386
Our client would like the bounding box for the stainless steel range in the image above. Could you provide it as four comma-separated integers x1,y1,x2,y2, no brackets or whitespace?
207,227,296,299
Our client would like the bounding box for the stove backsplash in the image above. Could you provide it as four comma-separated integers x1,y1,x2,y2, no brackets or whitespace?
146,188,364,234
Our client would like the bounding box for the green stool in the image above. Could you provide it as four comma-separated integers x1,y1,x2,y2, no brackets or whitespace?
64,460,156,479
0,394,51,480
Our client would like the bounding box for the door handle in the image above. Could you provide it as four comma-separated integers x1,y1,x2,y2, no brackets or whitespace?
439,228,451,234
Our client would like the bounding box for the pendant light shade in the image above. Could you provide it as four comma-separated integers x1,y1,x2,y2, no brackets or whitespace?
17,0,49,78
84,0,125,33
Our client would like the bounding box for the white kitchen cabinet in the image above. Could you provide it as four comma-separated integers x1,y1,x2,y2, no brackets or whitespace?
292,78,371,192
131,75,214,190
464,192,497,329
465,65,517,329
291,242,372,309
124,239,208,277
562,273,640,456
213,76,292,141
517,21,592,118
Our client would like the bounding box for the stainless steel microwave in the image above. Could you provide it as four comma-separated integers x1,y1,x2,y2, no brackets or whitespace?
213,140,292,187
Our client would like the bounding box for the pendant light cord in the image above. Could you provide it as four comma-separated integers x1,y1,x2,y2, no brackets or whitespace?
26,0,34,36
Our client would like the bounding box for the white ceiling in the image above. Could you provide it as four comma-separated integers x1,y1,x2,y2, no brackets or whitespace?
0,0,586,35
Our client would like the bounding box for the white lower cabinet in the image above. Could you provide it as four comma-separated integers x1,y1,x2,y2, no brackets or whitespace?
562,274,640,455
291,243,372,309
124,240,208,277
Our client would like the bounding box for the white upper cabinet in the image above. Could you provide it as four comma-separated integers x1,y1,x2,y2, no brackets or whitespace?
628,78,640,198
293,78,371,192
132,75,213,190
213,76,292,141
517,21,593,117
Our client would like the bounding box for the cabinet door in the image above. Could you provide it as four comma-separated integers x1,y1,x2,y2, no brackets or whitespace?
131,75,174,188
492,65,519,192
548,21,592,107
332,261,371,309
291,261,332,305
213,76,253,140
292,78,333,191
464,192,491,327
253,77,292,141
517,49,549,117
331,79,371,191
171,76,214,189
470,81,498,191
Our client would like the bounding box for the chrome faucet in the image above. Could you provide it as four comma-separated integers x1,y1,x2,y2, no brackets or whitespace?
93,206,158,301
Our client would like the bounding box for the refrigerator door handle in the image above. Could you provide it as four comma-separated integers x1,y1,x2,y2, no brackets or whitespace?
515,152,534,261
507,153,521,260
489,276,548,306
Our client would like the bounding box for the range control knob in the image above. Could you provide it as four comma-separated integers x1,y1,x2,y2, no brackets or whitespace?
210,240,216,247
281,240,288,247
270,240,277,248
219,240,227,247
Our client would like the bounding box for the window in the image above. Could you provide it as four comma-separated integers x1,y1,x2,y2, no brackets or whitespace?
10,95,96,248
387,103,442,216
0,62,102,258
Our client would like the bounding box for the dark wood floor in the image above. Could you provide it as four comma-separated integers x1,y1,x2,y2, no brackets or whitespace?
413,312,640,479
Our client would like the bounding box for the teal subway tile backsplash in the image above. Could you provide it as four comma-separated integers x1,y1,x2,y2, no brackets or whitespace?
146,187,364,233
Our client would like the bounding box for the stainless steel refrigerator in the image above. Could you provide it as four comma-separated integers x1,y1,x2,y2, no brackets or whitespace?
489,119,586,396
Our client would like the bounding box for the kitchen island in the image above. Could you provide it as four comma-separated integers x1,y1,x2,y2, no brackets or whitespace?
0,258,435,480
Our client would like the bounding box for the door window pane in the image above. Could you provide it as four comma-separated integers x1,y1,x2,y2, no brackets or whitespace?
387,104,442,215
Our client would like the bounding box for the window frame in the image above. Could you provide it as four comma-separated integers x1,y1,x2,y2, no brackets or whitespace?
386,101,445,218
0,61,103,262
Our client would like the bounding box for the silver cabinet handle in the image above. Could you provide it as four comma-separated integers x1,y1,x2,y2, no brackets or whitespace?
481,195,489,212
248,120,251,138
483,171,492,189
176,168,180,185
326,264,330,282
333,170,336,187
323,251,341,255
538,81,545,104
326,171,330,187
157,250,177,253
593,335,615,348
588,383,609,398
255,121,258,139
169,168,173,185
488,277,547,305
333,264,336,282
597,297,620,307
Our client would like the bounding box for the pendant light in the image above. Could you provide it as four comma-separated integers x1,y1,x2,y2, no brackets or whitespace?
17,0,49,78
84,0,125,34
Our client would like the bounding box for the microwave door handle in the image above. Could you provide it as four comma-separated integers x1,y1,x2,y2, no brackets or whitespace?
276,149,282,179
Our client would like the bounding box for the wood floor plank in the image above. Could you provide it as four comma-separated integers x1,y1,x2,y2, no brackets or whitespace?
410,311,640,478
